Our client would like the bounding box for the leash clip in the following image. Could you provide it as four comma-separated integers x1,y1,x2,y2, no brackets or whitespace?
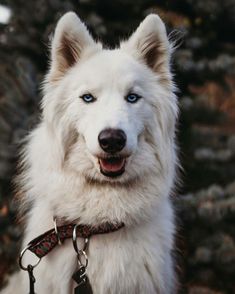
72,224,93,293
72,224,89,268
19,244,41,271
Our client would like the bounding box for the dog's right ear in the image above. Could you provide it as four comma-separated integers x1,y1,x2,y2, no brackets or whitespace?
48,12,99,83
121,14,172,85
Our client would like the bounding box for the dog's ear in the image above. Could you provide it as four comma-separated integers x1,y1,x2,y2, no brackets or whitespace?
122,14,171,79
48,12,98,83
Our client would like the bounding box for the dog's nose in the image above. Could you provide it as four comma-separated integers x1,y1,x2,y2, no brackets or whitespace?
98,129,127,153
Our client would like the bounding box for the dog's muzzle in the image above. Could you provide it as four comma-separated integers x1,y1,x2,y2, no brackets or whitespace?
98,128,127,177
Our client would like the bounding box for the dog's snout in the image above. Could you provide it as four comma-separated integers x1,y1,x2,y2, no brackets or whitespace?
98,129,126,153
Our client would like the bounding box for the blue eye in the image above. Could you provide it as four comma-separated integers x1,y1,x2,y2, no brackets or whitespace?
126,93,141,103
80,94,96,103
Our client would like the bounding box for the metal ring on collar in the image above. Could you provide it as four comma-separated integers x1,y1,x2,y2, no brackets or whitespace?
53,217,62,245
72,224,89,253
19,244,41,271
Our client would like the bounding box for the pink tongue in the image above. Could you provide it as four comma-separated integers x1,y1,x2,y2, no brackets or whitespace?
100,158,125,172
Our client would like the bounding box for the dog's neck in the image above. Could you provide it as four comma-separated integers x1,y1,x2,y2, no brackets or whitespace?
44,170,166,228
22,136,169,228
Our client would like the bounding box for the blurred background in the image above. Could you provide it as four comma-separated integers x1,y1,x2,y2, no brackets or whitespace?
0,0,235,293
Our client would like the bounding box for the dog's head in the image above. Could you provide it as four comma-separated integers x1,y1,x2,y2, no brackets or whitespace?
42,12,178,186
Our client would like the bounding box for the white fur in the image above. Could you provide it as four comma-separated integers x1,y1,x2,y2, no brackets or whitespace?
1,12,178,294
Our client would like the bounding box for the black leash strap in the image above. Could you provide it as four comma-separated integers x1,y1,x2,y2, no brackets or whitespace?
27,265,36,294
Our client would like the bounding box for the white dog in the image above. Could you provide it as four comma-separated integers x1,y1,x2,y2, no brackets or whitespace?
1,12,179,294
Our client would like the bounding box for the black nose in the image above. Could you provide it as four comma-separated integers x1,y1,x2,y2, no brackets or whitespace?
98,128,127,153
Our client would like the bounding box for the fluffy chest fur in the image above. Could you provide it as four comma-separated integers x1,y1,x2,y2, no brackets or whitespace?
20,197,174,294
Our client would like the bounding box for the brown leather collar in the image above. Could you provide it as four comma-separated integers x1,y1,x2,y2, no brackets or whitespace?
27,222,125,258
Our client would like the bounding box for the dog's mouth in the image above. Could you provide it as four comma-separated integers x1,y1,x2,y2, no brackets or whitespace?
98,157,126,178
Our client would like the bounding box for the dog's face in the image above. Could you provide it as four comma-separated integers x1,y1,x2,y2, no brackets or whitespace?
70,52,150,178
42,12,178,185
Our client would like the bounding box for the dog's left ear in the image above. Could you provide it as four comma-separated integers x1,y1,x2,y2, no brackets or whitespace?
48,12,99,83
122,14,171,78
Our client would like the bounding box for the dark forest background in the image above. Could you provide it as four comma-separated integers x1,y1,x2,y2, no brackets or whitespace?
0,0,235,293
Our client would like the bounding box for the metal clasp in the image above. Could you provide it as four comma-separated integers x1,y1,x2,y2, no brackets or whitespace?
72,224,89,268
19,244,41,294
